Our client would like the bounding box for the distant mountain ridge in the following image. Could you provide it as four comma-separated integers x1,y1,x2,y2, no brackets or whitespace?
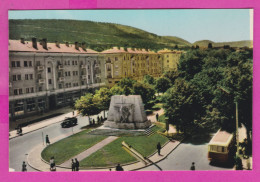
193,40,253,48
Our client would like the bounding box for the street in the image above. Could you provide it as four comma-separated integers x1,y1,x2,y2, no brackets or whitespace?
9,115,90,171
139,137,234,171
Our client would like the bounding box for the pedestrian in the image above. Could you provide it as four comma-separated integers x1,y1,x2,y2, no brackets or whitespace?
22,161,27,172
46,135,50,145
157,142,161,156
97,116,100,124
71,159,75,171
73,111,75,116
75,158,79,171
101,116,103,121
50,157,56,171
93,119,95,125
190,162,195,170
115,164,124,171
156,113,159,121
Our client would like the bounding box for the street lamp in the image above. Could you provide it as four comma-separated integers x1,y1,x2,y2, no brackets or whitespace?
217,86,239,155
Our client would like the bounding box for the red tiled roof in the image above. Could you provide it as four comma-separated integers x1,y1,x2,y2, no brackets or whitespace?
101,47,156,54
9,40,98,54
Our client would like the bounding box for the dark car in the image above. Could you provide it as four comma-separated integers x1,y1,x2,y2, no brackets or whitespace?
61,117,78,128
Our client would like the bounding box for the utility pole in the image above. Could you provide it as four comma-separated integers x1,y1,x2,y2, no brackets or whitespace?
235,101,239,155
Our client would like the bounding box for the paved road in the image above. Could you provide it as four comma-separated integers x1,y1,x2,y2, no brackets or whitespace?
9,115,90,172
139,137,234,171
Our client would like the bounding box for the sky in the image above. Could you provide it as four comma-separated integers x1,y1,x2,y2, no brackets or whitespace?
8,9,252,43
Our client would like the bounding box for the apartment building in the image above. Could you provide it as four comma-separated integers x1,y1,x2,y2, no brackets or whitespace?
9,38,105,121
158,49,183,72
103,47,163,87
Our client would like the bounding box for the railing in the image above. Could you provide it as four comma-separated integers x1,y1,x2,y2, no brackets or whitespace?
82,75,87,79
58,65,64,70
38,79,45,84
37,66,44,71
81,64,86,69
58,77,65,82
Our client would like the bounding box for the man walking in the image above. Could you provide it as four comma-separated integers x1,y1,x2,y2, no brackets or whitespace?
190,162,195,170
71,159,76,171
22,161,27,172
75,158,79,171
156,113,159,122
46,135,50,145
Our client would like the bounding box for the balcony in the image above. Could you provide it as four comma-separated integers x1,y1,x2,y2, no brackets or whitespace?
9,82,12,87
58,65,64,70
37,66,44,71
81,65,86,69
38,79,45,84
81,75,87,79
58,77,65,82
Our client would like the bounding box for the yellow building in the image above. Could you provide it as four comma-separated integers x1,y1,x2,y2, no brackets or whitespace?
158,49,183,72
102,47,162,87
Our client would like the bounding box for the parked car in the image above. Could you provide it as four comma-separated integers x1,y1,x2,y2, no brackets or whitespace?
61,117,78,128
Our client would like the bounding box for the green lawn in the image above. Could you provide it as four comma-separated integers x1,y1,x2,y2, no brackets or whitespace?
41,129,107,165
80,127,169,168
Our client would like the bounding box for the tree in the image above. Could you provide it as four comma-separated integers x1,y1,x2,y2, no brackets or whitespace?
116,77,136,95
155,77,171,94
143,74,155,85
133,82,155,108
93,87,112,118
163,70,179,85
162,78,202,135
75,93,101,125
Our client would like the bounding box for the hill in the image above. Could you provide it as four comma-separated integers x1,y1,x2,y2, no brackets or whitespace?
193,40,253,48
9,19,191,52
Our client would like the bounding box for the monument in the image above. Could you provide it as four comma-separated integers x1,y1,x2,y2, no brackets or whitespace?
104,95,151,129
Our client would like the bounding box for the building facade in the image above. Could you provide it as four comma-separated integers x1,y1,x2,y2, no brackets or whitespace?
9,39,105,121
158,49,183,72
103,47,163,87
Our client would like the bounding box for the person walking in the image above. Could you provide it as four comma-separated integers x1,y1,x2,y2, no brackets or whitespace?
157,142,161,156
22,161,27,172
46,135,50,145
115,164,124,171
156,113,159,122
190,162,195,170
75,158,79,171
71,159,76,171
50,157,56,171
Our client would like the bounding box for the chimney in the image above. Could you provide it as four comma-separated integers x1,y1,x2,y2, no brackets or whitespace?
82,42,87,51
32,38,38,49
42,38,48,50
20,38,25,44
55,41,60,48
75,42,79,50
66,42,69,47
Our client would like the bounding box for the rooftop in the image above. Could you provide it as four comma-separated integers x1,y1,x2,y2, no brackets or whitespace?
209,130,234,146
9,40,98,54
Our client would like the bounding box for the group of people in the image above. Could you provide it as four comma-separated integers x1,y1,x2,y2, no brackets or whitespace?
71,158,80,171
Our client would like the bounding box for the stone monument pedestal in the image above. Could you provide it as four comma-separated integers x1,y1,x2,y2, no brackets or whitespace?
104,95,151,129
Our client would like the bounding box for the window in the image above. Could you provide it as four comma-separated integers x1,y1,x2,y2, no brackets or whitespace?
27,98,36,112
36,61,40,66
19,89,23,94
25,74,29,80
31,87,34,93
68,60,70,65
14,89,18,95
115,57,118,61
68,72,71,76
38,74,42,79
75,61,78,65
88,75,90,79
13,75,16,81
81,81,85,85
17,75,21,81
26,88,30,93
29,61,32,67
16,61,20,67
59,84,62,89
72,61,74,65
39,87,42,92
65,72,67,76
11,62,16,67
30,74,33,80
48,67,51,73
48,79,52,84
24,61,28,67
58,72,62,77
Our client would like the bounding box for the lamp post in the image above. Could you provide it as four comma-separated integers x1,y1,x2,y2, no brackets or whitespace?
218,86,239,155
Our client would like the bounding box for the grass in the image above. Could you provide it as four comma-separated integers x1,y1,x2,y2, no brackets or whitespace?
41,129,107,165
158,114,166,123
80,127,169,168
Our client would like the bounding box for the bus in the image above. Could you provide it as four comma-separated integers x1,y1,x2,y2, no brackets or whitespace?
208,129,236,163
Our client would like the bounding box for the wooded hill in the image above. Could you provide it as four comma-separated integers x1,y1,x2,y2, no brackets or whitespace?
9,19,191,52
